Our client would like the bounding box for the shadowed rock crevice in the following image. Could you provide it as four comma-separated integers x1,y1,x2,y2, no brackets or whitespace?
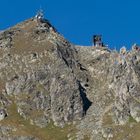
77,81,92,114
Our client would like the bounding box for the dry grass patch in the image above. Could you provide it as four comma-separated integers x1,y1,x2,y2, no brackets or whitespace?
0,103,76,140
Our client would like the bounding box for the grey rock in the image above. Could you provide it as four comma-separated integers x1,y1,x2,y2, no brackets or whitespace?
1,18,140,140
0,109,7,121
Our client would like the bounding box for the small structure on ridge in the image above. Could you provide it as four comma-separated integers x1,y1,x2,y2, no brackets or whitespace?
35,9,44,23
93,35,103,47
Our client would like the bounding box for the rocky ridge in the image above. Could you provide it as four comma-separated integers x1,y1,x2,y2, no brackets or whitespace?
0,17,140,140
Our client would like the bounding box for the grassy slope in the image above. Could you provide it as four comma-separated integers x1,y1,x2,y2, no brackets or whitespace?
0,103,76,140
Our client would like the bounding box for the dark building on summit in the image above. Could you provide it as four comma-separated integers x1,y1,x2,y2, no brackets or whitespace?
93,35,104,47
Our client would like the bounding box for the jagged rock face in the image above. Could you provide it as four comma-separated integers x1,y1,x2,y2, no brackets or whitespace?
75,47,140,140
0,18,89,140
0,18,86,127
111,52,140,124
1,18,140,140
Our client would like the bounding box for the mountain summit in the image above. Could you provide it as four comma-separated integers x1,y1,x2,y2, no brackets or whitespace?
0,15,140,140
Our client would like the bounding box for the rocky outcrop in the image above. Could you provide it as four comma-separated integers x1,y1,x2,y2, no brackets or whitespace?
0,17,140,140
75,46,140,139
